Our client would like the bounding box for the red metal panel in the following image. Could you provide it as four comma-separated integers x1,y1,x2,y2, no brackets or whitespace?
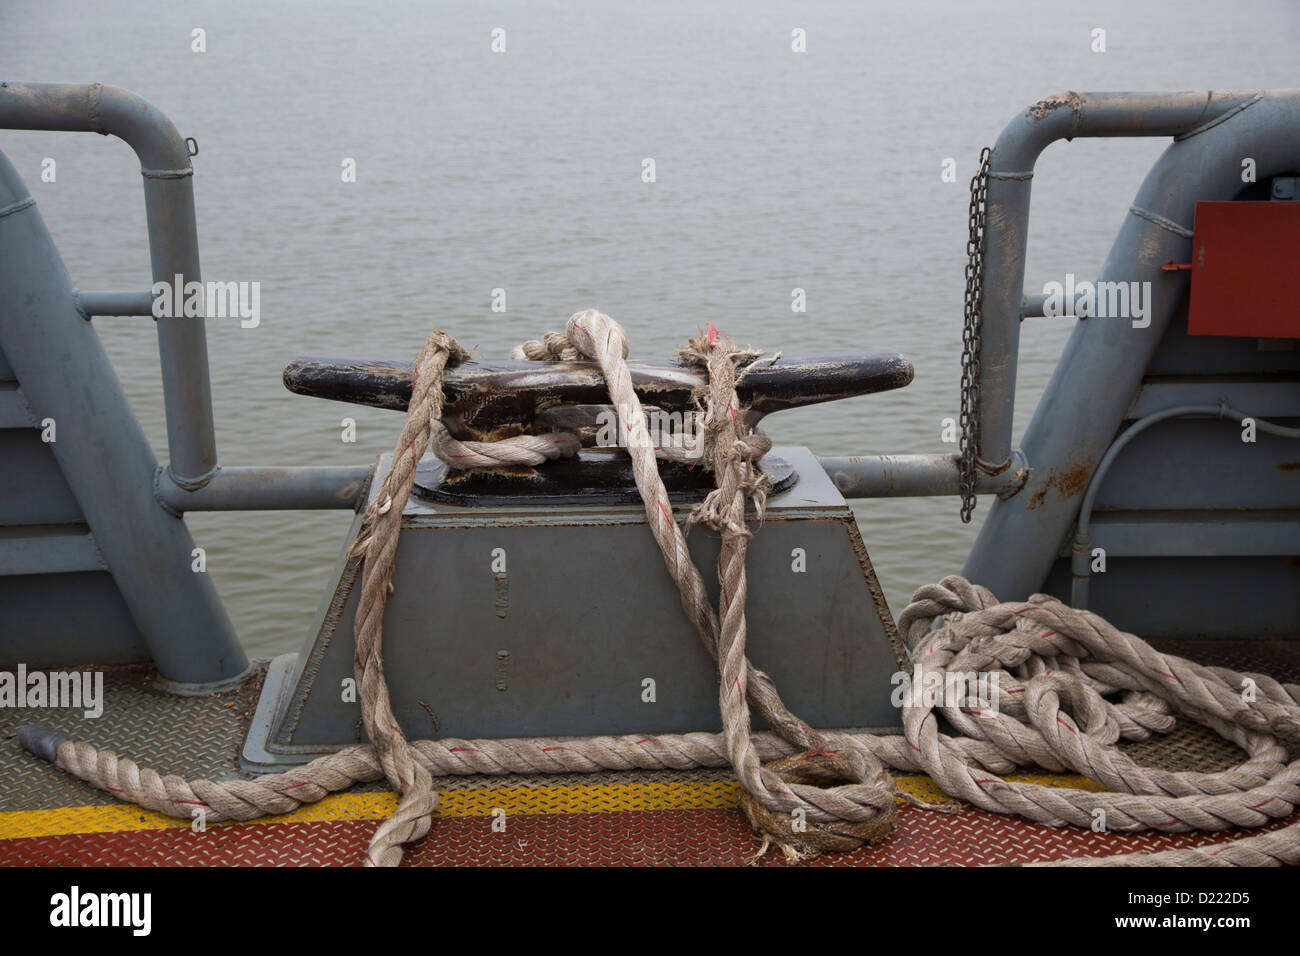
1188,201,1300,338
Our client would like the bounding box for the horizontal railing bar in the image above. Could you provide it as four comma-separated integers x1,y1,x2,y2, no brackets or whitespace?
155,465,373,514
75,290,154,317
0,81,218,484
817,452,1028,499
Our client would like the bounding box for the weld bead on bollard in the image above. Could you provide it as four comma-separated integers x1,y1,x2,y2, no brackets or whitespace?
18,725,69,763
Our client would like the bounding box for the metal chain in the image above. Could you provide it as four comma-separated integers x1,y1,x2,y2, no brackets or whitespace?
958,147,992,523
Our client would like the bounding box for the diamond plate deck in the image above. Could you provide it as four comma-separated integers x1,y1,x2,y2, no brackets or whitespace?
2,637,1298,865
0,662,271,813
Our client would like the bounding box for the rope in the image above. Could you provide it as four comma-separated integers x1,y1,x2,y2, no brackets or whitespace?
427,341,703,469
675,323,900,858
343,330,467,866
22,312,1300,867
429,422,580,469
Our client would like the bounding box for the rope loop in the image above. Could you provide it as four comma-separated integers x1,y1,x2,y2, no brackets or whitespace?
509,330,581,362
739,752,899,863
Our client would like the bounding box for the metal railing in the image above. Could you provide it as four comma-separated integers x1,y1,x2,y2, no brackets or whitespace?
0,81,373,515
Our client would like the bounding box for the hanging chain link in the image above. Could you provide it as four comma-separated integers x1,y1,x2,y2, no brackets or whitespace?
958,147,992,524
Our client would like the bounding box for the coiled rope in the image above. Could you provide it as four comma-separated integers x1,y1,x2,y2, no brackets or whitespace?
21,310,1300,867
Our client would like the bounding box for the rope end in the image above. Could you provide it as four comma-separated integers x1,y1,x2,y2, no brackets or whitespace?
18,725,69,763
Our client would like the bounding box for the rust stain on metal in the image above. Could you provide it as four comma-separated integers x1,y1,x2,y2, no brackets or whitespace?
1027,91,1082,123
417,699,440,732
495,649,510,692
1277,461,1300,473
997,463,1031,501
462,421,530,443
1054,461,1092,498
493,571,509,619
840,517,907,670
1025,460,1093,510
441,464,538,485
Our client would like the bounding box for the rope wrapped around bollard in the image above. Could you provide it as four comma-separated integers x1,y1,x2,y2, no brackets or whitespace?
18,310,1300,866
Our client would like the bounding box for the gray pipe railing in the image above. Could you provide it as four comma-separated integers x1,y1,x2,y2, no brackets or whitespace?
3,84,1294,551
818,451,1028,499
797,92,1281,502
967,90,1300,600
1020,291,1093,319
155,465,373,514
0,147,249,687
0,81,217,485
977,90,1266,471
0,83,370,515
74,289,155,318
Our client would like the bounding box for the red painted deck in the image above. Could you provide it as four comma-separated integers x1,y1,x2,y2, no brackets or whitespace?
6,801,1296,867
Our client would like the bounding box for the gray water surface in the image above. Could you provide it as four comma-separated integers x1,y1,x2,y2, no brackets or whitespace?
3,0,1296,656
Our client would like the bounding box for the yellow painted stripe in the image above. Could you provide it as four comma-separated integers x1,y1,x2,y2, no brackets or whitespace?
0,773,1103,841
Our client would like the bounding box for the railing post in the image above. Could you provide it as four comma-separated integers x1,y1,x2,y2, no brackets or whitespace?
0,149,248,687
0,81,218,485
966,91,1300,600
976,90,1264,472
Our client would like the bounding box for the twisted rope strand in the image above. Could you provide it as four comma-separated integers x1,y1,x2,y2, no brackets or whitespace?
678,326,895,858
346,329,467,866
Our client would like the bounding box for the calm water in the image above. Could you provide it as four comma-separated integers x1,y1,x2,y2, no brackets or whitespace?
3,0,1296,656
